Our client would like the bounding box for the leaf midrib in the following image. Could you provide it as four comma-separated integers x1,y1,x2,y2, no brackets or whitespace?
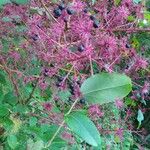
68,114,98,146
82,84,131,95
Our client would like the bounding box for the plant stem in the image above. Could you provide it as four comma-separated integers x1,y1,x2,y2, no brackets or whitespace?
25,78,39,104
0,60,20,97
100,28,150,32
89,55,94,76
45,98,79,148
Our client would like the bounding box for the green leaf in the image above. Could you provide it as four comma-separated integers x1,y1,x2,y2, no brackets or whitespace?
7,135,18,149
0,105,9,117
50,137,67,149
41,125,64,142
27,139,44,150
0,86,4,101
125,98,137,107
58,90,71,101
1,17,13,22
51,0,59,3
1,38,9,52
0,71,6,85
0,117,13,131
114,0,121,6
137,109,144,128
127,16,136,22
29,117,38,126
65,112,101,147
133,0,141,4
92,0,96,5
3,91,17,106
13,104,29,114
10,0,29,4
80,73,132,104
0,0,11,6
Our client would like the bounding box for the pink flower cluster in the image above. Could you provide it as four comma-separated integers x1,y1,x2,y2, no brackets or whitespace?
88,104,104,118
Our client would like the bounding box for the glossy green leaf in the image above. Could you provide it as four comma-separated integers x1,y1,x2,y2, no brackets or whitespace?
65,112,101,147
7,135,18,149
80,73,132,104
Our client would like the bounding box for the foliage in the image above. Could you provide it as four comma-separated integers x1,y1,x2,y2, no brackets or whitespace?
81,73,132,104
0,0,150,149
65,111,101,147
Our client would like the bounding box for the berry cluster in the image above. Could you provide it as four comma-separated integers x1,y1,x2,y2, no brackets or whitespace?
53,2,65,18
53,2,75,18
53,1,100,28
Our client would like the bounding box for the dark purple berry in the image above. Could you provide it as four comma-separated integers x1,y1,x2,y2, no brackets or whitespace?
53,8,62,17
90,15,96,21
43,68,49,76
78,44,85,52
44,68,49,73
12,20,21,26
68,97,72,102
31,34,38,41
56,82,60,87
57,76,64,82
69,83,74,90
22,67,25,70
125,65,129,69
83,8,88,13
80,98,86,104
31,83,36,87
67,8,75,15
76,80,81,86
69,83,74,95
50,64,54,67
70,90,74,95
58,3,65,10
126,43,131,48
70,87,74,95
93,20,100,28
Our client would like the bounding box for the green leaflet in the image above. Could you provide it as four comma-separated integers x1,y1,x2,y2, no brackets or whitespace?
80,73,132,104
65,112,101,147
